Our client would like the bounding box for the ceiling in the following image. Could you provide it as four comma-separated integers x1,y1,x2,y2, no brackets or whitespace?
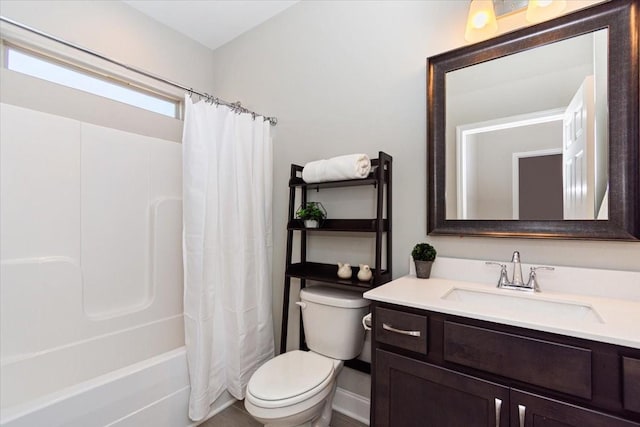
123,0,299,51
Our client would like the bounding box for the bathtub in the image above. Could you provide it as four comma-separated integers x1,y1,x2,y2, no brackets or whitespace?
0,106,237,426
0,343,235,427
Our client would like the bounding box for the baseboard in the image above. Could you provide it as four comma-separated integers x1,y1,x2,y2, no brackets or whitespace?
332,387,370,426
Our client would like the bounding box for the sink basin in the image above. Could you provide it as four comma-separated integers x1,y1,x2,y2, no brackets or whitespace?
442,288,603,324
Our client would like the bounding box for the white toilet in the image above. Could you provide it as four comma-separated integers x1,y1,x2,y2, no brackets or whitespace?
245,285,370,427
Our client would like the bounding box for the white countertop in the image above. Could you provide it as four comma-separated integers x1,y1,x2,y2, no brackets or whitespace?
364,275,640,349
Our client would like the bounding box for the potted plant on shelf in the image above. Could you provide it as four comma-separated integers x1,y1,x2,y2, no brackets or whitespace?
411,242,437,279
296,202,327,228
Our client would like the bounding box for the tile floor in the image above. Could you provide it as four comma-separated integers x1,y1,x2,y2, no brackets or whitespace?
199,400,367,427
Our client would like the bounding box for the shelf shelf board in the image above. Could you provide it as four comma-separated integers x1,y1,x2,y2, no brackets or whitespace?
289,170,388,189
287,219,389,232
286,262,391,288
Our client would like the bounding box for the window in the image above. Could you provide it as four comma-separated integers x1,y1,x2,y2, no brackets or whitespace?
5,46,180,118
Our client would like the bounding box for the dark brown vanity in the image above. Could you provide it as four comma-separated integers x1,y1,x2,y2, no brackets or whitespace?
371,301,640,426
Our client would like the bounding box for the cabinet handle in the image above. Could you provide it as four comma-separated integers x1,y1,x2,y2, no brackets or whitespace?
494,398,502,427
518,404,526,427
382,323,421,337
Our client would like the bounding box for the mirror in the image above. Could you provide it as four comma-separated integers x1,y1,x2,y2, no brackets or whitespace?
446,30,608,221
427,0,639,240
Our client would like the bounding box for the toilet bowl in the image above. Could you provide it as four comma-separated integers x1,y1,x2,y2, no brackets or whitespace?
244,285,370,427
245,350,342,427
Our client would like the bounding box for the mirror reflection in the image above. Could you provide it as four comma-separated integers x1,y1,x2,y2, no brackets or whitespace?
445,29,608,221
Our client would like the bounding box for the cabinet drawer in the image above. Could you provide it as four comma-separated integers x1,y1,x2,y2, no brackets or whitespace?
375,307,427,354
444,321,592,399
623,357,640,413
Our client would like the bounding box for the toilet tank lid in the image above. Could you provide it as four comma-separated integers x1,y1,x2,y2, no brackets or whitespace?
300,285,370,308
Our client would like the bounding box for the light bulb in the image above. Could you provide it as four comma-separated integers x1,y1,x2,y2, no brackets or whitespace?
465,0,498,42
472,11,490,29
526,0,567,23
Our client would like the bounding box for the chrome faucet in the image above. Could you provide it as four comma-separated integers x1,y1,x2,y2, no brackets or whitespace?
485,262,510,288
527,266,555,292
486,251,554,292
510,251,524,286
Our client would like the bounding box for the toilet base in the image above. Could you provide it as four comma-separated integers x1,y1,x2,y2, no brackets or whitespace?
246,381,336,427
245,362,343,427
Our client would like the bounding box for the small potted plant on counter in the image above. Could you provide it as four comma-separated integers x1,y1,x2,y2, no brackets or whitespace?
296,201,327,228
412,242,437,279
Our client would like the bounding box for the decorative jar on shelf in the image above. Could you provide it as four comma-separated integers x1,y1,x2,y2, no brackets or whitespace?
337,262,352,279
357,264,372,282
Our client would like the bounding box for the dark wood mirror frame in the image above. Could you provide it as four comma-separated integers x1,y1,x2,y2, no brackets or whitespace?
427,0,639,240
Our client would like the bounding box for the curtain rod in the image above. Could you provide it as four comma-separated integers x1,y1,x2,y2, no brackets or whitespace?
0,16,277,126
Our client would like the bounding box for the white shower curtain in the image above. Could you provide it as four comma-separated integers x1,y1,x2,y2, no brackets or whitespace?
182,96,274,421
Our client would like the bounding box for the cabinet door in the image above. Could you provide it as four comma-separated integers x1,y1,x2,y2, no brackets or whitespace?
374,349,509,427
510,389,640,427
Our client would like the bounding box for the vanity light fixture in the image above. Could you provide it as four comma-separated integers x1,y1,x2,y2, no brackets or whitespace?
525,0,567,23
465,0,567,42
464,0,498,43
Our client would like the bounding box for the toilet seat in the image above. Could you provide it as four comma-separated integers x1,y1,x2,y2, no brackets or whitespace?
246,350,335,409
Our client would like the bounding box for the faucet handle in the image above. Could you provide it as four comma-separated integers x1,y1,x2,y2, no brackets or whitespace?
531,266,554,272
486,262,510,288
527,266,555,292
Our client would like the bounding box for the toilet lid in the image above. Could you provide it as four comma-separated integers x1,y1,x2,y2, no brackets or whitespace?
247,350,334,402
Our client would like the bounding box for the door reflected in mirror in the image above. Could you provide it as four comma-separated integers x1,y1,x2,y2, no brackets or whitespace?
445,29,608,221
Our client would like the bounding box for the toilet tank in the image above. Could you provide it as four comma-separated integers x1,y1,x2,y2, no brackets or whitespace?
299,285,370,360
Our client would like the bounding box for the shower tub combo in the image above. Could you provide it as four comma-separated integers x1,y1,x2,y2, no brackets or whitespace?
0,104,232,426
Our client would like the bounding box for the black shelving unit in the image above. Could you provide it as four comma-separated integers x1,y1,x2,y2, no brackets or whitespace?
280,151,392,374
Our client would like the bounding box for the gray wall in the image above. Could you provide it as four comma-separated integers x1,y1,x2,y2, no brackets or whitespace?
470,121,562,219
0,0,214,142
0,0,214,92
207,0,639,397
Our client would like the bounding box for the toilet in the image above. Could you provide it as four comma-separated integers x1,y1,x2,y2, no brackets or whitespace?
244,285,370,427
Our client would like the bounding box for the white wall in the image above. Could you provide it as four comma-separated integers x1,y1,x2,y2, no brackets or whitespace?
206,0,638,399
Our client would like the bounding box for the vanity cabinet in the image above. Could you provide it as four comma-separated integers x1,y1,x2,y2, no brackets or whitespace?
375,349,509,426
511,389,638,427
371,302,640,427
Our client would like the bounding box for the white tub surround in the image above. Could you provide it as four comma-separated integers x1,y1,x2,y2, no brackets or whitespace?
0,104,186,425
365,257,640,349
0,348,235,427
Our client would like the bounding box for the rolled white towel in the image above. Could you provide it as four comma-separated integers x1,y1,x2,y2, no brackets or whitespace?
302,154,372,183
